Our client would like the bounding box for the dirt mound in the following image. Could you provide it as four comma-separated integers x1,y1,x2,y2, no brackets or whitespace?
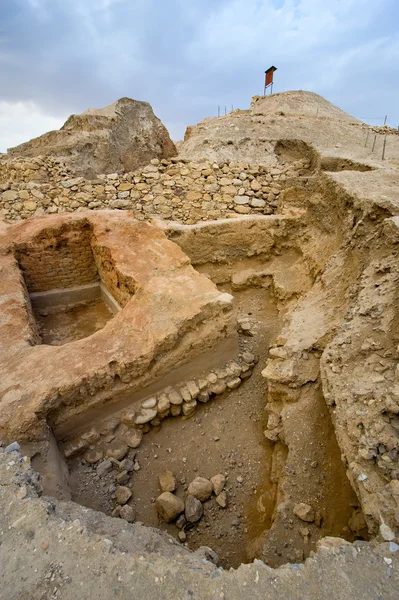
7,98,177,178
179,90,399,166
250,90,361,122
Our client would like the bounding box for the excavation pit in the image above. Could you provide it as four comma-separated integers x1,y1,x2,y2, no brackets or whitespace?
30,284,119,346
62,281,367,570
0,206,394,573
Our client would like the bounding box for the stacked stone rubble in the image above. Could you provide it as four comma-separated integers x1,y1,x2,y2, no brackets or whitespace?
0,156,311,224
62,353,257,460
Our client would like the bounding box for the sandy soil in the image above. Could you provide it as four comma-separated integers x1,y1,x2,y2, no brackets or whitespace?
34,299,114,345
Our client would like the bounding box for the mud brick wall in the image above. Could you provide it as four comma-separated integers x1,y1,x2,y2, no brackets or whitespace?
15,223,99,293
92,244,136,307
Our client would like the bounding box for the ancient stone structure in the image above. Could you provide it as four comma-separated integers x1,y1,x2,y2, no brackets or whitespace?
0,154,306,223
0,211,238,446
1,91,399,599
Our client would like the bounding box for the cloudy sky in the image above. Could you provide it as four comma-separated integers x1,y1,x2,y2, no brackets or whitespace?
0,0,398,152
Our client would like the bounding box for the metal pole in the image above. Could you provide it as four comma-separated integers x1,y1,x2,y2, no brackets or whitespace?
382,133,387,160
271,82,273,95
384,115,387,125
224,106,227,116
218,106,220,118
364,131,369,147
372,135,377,153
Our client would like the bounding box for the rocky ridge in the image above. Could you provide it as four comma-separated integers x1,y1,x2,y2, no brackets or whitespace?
7,97,177,178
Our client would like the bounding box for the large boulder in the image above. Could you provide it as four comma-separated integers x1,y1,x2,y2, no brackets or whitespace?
7,97,177,178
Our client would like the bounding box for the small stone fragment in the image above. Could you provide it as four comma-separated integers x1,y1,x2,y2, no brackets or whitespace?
156,492,185,522
185,495,203,523
380,523,396,541
293,503,315,523
119,504,136,523
211,474,226,495
97,459,113,477
116,486,132,505
348,510,366,533
5,442,20,453
178,530,187,542
119,458,134,472
158,469,177,492
188,477,213,501
116,470,129,485
176,514,187,529
216,491,228,508
170,404,181,416
195,546,219,566
242,351,255,364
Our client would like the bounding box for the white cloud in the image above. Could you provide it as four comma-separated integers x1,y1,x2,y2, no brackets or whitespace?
0,101,65,153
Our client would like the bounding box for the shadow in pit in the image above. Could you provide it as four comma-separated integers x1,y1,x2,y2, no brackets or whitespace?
249,382,369,567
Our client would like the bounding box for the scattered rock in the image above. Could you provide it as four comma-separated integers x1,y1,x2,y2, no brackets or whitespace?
116,486,132,505
119,458,134,472
348,510,366,533
176,514,187,529
188,477,213,501
293,503,315,523
185,495,203,523
195,546,220,566
5,442,20,453
106,441,129,460
178,530,187,542
242,351,255,364
216,491,228,508
158,469,177,493
119,504,136,523
380,523,396,541
156,492,185,522
211,474,226,495
97,459,113,477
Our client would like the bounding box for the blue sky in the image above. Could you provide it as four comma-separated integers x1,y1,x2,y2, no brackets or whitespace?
0,0,398,151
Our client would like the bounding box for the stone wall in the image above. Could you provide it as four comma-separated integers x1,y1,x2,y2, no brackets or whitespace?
15,222,98,292
0,155,71,184
0,156,311,224
93,243,136,308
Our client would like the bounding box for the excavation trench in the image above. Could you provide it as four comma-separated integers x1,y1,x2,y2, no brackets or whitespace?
61,256,367,569
3,171,386,570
